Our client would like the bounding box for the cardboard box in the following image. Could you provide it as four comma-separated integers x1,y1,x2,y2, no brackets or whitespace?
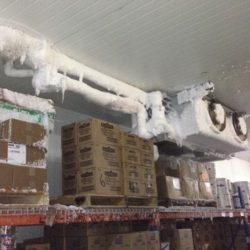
121,147,140,164
61,123,77,148
157,176,182,199
130,232,147,250
174,229,194,250
179,160,197,179
124,178,143,196
50,236,106,250
199,182,213,200
181,177,199,199
139,138,154,152
62,146,78,171
120,132,140,148
0,141,45,167
197,163,209,182
0,163,14,190
233,181,250,194
155,157,179,177
141,179,157,196
0,119,45,146
217,193,233,209
146,231,160,250
107,233,131,250
25,243,50,250
78,143,121,169
216,178,232,194
142,167,156,181
63,170,77,195
78,167,123,195
13,166,47,192
0,164,47,192
45,223,105,238
123,163,142,179
140,151,154,168
77,118,120,145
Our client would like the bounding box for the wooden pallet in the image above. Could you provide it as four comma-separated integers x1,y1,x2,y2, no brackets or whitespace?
158,197,195,208
195,199,217,208
50,194,126,208
0,191,49,208
126,196,157,207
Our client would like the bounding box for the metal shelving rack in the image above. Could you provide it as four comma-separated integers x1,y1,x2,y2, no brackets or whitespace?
0,206,249,226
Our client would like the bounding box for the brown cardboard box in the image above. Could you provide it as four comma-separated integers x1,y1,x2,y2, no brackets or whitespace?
174,229,194,250
62,146,78,171
78,143,121,169
25,243,50,250
130,232,147,250
77,118,120,145
197,163,209,182
0,141,45,167
0,164,47,192
155,156,180,177
121,147,140,164
0,163,14,190
45,223,105,238
139,138,154,152
123,163,142,179
142,167,156,181
141,179,157,196
199,181,213,200
13,167,47,192
78,167,123,195
179,160,197,179
61,123,77,148
157,176,182,199
146,231,160,250
181,177,199,199
124,178,143,196
140,151,154,168
107,233,131,250
0,119,45,146
120,132,140,148
63,170,77,195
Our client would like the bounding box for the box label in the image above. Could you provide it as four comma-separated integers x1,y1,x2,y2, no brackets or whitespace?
7,143,26,164
173,178,181,190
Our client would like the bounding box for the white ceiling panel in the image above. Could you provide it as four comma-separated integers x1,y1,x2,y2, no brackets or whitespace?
0,0,250,117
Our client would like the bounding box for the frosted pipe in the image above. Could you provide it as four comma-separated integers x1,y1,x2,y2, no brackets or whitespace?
4,61,34,78
0,25,147,104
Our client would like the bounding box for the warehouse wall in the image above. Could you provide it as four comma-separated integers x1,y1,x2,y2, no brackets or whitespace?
215,158,250,182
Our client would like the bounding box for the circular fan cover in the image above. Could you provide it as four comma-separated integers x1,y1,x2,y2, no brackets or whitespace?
208,102,226,131
232,113,248,141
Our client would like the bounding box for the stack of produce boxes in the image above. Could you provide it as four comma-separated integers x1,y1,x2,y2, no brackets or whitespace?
206,163,217,198
62,119,123,196
179,160,199,200
197,162,213,200
0,119,48,197
156,157,183,200
62,118,157,200
216,178,233,209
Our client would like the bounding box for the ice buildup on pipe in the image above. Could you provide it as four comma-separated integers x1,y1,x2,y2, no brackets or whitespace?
0,25,175,139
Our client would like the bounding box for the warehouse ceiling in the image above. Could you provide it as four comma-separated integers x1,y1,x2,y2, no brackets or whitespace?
0,0,250,159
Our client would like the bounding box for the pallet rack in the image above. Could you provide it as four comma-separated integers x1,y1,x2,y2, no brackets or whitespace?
0,206,249,226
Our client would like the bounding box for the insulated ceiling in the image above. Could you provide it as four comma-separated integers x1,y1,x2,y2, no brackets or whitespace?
0,0,250,156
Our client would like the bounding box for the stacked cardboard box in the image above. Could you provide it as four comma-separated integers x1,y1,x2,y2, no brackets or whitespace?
62,118,157,198
192,220,227,250
43,223,159,250
156,157,183,199
62,119,123,196
206,163,217,197
216,178,233,209
173,229,194,250
233,181,250,209
0,119,48,194
179,160,199,200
